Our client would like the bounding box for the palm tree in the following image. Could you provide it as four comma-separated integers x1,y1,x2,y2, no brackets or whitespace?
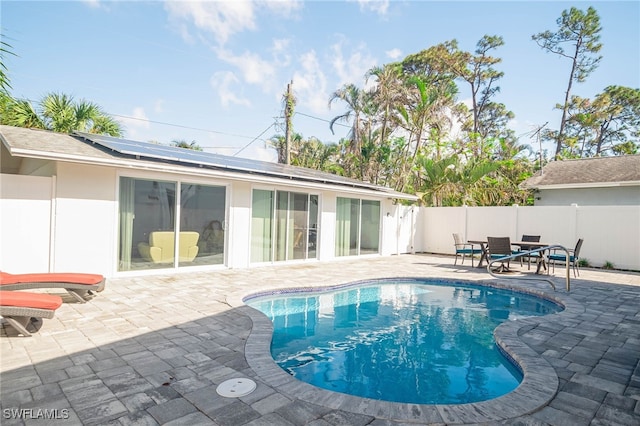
1,92,123,137
366,63,405,147
329,84,373,179
171,139,202,151
0,36,15,93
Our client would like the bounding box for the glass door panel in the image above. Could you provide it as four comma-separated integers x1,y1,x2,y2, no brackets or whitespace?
275,191,290,262
118,177,176,271
180,183,226,267
349,198,360,255
336,197,360,256
360,200,380,254
308,195,318,259
291,193,309,260
251,189,274,263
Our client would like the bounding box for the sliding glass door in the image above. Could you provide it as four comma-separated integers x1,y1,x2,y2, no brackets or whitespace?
335,197,380,257
251,189,274,263
118,177,226,271
360,200,381,254
251,189,318,263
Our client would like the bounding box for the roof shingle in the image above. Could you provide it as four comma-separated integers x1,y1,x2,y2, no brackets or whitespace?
523,155,640,188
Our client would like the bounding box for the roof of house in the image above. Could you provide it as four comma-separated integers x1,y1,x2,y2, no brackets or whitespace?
522,155,640,189
0,125,417,200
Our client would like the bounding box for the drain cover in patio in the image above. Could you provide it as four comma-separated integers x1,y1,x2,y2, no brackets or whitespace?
216,378,257,397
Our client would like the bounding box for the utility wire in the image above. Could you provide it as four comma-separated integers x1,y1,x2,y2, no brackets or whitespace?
233,123,275,157
294,111,350,128
108,112,258,140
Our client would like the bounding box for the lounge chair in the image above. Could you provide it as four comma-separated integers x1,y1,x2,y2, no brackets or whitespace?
0,291,63,336
0,271,106,303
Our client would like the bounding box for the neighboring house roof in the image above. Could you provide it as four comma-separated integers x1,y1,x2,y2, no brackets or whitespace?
522,155,640,189
0,125,417,200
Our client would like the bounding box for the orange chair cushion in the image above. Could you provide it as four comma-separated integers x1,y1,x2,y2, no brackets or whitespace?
0,291,63,310
0,272,103,286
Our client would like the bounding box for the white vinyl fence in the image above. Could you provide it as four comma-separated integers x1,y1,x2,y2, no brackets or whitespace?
411,205,640,271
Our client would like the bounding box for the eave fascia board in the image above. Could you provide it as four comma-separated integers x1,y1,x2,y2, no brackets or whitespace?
532,181,640,190
8,147,418,201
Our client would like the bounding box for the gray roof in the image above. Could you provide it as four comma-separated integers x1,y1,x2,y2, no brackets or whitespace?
522,155,640,189
0,125,417,200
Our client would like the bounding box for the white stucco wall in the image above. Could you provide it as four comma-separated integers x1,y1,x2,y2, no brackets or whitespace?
53,163,117,276
318,191,336,261
536,186,640,206
0,174,53,273
228,180,252,269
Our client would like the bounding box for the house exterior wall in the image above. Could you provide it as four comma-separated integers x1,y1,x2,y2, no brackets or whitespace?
536,186,640,206
1,163,406,276
228,180,252,269
318,191,337,261
0,174,53,273
53,162,118,276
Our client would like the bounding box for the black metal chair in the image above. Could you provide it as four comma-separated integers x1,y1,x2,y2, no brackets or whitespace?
452,233,482,267
487,237,513,273
549,238,584,277
514,234,541,270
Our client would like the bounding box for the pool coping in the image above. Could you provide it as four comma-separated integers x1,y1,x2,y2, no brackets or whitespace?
228,276,584,424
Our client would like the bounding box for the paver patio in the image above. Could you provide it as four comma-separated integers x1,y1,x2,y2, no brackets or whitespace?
1,254,639,425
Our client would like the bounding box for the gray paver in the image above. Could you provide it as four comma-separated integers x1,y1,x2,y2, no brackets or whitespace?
146,397,197,424
1,255,639,425
209,400,261,426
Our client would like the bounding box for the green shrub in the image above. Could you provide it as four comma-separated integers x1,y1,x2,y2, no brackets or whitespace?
578,258,590,267
602,261,615,270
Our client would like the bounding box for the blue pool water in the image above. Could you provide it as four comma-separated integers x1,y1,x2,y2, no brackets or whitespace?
247,279,563,404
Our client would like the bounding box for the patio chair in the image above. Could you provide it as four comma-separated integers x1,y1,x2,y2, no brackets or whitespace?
0,291,63,336
452,233,482,267
513,234,541,270
0,271,106,303
487,237,513,273
548,238,584,277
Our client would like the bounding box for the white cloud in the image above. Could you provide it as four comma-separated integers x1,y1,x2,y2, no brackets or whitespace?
349,0,390,16
260,0,303,18
119,107,150,129
330,38,377,87
117,107,150,140
271,38,292,67
292,50,329,115
210,71,252,107
81,0,101,9
164,0,302,46
386,48,402,60
215,47,277,92
164,0,257,45
154,99,165,114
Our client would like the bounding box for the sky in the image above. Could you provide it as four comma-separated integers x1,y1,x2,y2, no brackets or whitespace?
3,1,639,162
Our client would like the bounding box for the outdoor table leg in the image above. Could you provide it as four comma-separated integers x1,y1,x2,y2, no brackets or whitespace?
476,243,488,268
536,249,548,274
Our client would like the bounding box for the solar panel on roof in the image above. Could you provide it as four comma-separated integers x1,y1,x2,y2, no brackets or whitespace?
73,131,407,196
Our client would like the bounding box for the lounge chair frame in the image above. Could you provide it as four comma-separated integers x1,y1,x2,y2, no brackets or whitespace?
0,305,56,337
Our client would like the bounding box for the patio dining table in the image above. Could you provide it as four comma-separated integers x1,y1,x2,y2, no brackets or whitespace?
468,239,551,274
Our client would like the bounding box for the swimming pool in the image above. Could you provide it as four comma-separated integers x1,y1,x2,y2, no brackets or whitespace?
246,278,563,404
